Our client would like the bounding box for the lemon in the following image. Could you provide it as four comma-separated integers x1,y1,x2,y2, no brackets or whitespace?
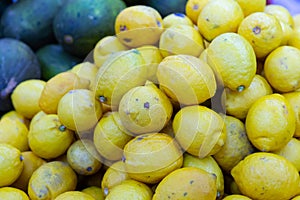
292,196,300,200
185,0,210,24
123,133,183,184
28,114,74,159
206,32,256,92
183,154,224,198
231,152,300,200
197,0,244,41
57,89,103,132
153,167,217,200
163,13,193,28
282,91,300,137
11,79,46,119
159,24,205,57
0,187,29,200
11,151,46,192
119,81,173,135
55,191,95,200
278,20,294,45
288,29,300,50
0,143,23,187
94,49,147,107
264,4,294,28
39,71,90,114
29,110,46,130
264,46,300,92
93,36,129,68
105,180,153,200
173,105,226,158
238,12,283,58
93,112,133,162
115,5,163,48
28,161,77,200
71,62,98,90
246,93,296,152
225,74,273,119
222,194,252,200
157,55,216,106
213,115,254,172
82,186,104,200
0,117,29,151
235,0,266,16
1,110,30,128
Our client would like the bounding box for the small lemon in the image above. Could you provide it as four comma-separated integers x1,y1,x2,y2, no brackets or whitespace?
231,152,300,200
71,62,98,90
1,110,30,128
82,186,104,200
282,91,300,137
163,13,193,28
0,187,29,200
222,194,252,200
55,191,95,200
185,0,210,24
153,167,217,200
235,0,266,16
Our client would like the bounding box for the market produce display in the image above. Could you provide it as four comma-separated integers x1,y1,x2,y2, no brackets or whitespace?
1,0,300,199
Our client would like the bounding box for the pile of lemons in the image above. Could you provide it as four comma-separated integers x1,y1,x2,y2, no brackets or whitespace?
1,0,300,199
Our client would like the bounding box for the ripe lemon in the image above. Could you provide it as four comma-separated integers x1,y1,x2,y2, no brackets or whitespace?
119,81,173,135
223,194,252,200
93,49,147,107
28,114,74,159
238,12,283,58
39,71,90,114
71,62,98,90
105,180,153,200
225,74,273,119
264,46,300,92
213,115,254,172
153,167,217,200
246,93,296,152
231,152,300,200
157,55,216,106
173,105,226,158
294,14,300,29
235,0,266,16
0,117,29,151
282,91,300,137
1,110,30,128
288,29,300,50
0,187,29,200
82,186,104,200
264,4,294,28
57,89,103,132
197,0,244,41
183,154,224,198
11,79,46,119
162,13,193,28
206,32,256,92
29,110,46,130
159,24,205,57
123,133,183,184
55,191,95,200
292,196,300,200
115,5,163,48
28,161,77,200
0,143,23,187
185,0,210,24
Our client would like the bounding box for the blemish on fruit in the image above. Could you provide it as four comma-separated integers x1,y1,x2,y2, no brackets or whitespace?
20,155,24,161
122,156,126,162
136,98,139,101
205,18,210,22
183,192,188,196
59,125,66,132
156,20,161,27
99,96,107,103
237,85,245,92
86,166,92,172
252,26,261,35
123,38,132,43
64,35,73,44
193,4,199,10
120,25,127,31
190,180,194,184
144,102,150,109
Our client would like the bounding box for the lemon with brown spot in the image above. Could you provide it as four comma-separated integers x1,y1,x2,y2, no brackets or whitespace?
235,0,266,16
0,187,30,200
282,91,300,137
185,0,210,24
55,191,95,200
163,13,193,28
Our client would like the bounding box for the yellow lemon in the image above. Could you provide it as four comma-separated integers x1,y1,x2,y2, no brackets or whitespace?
173,105,226,158
12,151,46,192
225,74,273,119
105,180,153,200
157,55,216,105
93,49,147,107
206,32,257,92
246,93,296,152
55,191,95,200
288,28,300,50
213,115,255,172
82,186,104,200
29,110,46,130
264,4,294,28
159,24,204,57
28,161,77,200
238,12,283,58
123,133,183,184
197,0,244,41
93,36,129,68
292,196,300,200
282,91,300,137
0,143,23,187
222,194,252,200
115,5,163,48
118,81,173,135
235,0,266,16
28,114,74,159
0,117,29,151
264,46,300,92
185,0,210,24
11,79,46,119
278,20,294,45
39,71,89,114
71,62,98,90
1,110,30,128
294,14,300,29
183,154,224,198
57,89,103,132
163,13,193,28
0,187,29,200
231,152,300,200
153,167,217,200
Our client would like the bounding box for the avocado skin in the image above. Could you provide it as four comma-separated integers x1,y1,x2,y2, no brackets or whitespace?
0,0,64,50
53,0,126,58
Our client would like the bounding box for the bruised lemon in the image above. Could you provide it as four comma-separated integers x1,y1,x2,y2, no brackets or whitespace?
206,32,256,92
0,143,24,187
162,13,193,28
282,91,300,137
55,191,95,200
123,133,183,184
82,186,104,200
71,62,98,90
153,167,217,200
197,0,244,41
119,81,173,135
173,105,226,158
115,5,163,48
0,187,29,200
235,0,266,16
231,152,300,200
157,55,216,106
185,0,210,24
